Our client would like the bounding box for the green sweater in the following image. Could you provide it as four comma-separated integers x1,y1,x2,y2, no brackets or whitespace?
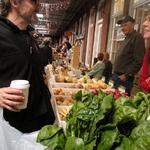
88,61,105,80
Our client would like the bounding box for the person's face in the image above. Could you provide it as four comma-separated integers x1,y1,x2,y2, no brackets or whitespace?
121,21,134,35
143,14,150,39
16,0,39,23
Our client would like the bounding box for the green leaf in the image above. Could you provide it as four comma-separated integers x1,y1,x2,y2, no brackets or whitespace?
112,104,138,136
75,90,82,101
98,91,106,101
101,95,113,113
37,125,62,143
37,125,66,150
114,97,134,109
65,137,85,150
130,120,150,141
115,137,133,150
112,105,137,124
85,139,96,150
97,128,120,150
133,135,150,150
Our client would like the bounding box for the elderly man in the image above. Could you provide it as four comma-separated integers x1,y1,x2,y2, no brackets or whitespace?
112,16,145,96
0,0,55,133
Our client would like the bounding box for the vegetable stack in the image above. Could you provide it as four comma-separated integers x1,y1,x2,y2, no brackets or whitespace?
37,91,150,150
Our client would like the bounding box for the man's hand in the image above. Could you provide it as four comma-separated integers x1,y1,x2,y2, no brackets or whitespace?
0,87,24,112
119,74,127,81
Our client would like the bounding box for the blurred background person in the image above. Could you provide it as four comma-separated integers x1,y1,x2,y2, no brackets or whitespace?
61,36,72,57
88,53,105,80
39,38,53,74
140,11,150,92
102,52,113,84
63,36,72,51
93,57,98,66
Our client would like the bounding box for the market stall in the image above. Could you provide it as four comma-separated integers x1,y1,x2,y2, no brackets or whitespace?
36,64,150,150
45,64,111,129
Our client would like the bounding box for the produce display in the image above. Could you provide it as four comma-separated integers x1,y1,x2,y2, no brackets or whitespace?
53,88,77,96
37,90,150,150
57,106,71,120
52,78,108,90
55,96,74,106
51,89,75,122
42,65,150,150
55,74,78,83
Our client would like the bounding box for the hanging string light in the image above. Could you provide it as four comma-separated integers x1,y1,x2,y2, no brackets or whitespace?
36,0,71,35
40,0,70,13
49,0,70,11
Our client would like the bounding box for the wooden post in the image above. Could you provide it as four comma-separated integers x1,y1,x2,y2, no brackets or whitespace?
71,41,80,69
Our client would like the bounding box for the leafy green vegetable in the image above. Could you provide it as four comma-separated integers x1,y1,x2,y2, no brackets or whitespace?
97,128,120,150
65,137,85,150
134,92,149,107
37,125,65,150
100,95,113,113
114,97,130,109
85,139,96,150
114,96,135,112
75,90,82,101
115,137,133,150
133,135,150,150
97,91,107,101
112,97,138,136
37,91,150,150
112,105,137,123
130,120,150,141
66,100,85,137
117,119,137,137
133,92,150,123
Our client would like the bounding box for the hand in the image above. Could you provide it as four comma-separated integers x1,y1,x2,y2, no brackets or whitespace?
119,74,127,81
0,87,24,112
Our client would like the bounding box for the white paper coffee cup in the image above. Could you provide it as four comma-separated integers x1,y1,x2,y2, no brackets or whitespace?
10,80,30,109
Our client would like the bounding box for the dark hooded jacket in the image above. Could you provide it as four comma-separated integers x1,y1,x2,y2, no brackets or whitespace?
0,16,55,133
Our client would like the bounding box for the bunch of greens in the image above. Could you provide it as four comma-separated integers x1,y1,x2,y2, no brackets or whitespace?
66,90,113,144
37,91,150,150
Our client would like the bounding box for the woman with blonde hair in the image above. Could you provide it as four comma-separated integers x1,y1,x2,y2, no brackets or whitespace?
140,11,150,92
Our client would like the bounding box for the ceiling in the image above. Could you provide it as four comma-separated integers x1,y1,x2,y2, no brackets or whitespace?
35,0,105,38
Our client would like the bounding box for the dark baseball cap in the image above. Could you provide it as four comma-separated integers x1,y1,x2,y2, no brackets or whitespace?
117,16,135,24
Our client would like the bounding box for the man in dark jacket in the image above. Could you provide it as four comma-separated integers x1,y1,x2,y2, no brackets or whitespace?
39,38,53,74
102,52,112,84
112,16,145,95
0,0,55,133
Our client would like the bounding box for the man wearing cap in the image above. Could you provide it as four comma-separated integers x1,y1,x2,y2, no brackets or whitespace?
112,15,145,96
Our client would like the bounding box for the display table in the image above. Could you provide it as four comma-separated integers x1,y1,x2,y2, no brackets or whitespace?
45,65,111,130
